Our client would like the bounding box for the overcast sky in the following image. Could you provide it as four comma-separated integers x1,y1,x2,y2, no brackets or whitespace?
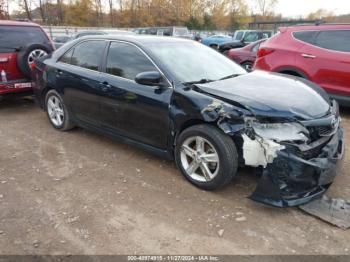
249,0,350,17
8,0,350,17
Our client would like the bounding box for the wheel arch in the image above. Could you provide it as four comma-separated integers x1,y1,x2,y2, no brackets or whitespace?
275,66,310,79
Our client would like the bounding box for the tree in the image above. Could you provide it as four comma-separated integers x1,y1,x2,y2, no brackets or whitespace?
255,0,278,17
185,16,201,30
0,0,9,19
23,0,32,20
307,9,334,21
202,13,215,30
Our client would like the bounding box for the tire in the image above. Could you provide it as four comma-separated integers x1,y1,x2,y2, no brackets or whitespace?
45,90,74,131
241,62,254,72
17,43,52,78
223,50,229,56
209,44,218,50
175,124,238,190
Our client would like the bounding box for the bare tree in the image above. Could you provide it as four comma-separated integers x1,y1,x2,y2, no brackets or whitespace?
255,0,278,17
108,0,115,26
23,0,32,20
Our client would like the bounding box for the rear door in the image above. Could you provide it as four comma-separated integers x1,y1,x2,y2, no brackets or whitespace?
55,40,107,125
296,30,350,96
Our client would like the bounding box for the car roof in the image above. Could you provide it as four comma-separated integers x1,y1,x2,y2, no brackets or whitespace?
282,24,350,31
78,35,192,45
0,20,40,27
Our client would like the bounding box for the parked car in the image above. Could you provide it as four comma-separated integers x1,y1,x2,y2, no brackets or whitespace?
232,30,254,41
54,30,108,49
218,30,272,53
52,36,71,49
0,20,54,98
134,26,192,39
201,35,232,49
254,24,350,106
32,35,343,208
227,39,267,72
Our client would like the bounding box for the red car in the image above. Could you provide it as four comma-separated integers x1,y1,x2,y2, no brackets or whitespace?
0,20,54,98
227,39,266,72
254,24,350,105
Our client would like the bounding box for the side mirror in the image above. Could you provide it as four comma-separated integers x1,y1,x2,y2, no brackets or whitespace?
135,71,163,87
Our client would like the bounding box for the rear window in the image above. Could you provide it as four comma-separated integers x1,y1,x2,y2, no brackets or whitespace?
0,25,51,52
293,31,318,44
315,30,350,52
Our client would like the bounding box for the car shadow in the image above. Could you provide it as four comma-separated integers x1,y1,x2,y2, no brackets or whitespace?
0,96,34,110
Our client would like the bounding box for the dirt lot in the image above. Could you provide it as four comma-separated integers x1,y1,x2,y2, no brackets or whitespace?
0,97,349,255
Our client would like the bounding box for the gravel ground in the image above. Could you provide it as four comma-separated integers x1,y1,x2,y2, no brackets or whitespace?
0,97,349,255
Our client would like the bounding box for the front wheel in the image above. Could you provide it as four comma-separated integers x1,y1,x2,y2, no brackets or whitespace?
45,90,74,131
241,62,254,72
175,124,238,190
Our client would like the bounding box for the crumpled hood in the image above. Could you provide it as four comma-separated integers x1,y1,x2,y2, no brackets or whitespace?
196,71,330,120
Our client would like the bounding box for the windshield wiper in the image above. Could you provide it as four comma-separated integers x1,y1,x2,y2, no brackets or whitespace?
182,79,215,86
219,74,241,81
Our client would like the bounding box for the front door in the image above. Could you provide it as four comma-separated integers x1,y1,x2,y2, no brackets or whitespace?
99,41,172,149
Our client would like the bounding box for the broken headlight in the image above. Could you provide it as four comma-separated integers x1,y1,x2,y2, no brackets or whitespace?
251,122,309,143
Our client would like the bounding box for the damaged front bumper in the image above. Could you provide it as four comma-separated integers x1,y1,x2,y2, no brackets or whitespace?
250,128,344,207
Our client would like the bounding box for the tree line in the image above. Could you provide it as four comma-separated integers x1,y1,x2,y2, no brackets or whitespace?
2,0,348,30
6,0,279,30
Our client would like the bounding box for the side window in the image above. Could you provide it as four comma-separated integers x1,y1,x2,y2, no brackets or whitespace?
293,31,318,44
244,32,259,43
252,42,261,53
106,42,158,81
59,48,74,64
315,30,350,52
70,40,106,71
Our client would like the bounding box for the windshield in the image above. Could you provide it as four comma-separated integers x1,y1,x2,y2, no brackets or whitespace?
173,28,189,36
148,41,246,83
234,31,244,40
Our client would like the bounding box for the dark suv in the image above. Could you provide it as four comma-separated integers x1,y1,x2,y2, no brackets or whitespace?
0,20,54,98
218,30,272,53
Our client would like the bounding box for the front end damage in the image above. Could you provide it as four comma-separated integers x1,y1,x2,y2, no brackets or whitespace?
201,98,344,207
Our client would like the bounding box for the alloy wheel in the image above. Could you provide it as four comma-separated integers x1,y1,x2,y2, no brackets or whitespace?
180,136,220,182
28,49,47,66
47,95,64,127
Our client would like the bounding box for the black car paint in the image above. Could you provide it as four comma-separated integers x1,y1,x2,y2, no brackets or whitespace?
219,31,269,53
33,35,344,207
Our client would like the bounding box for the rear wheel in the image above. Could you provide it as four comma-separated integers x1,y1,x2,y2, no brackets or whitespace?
45,90,74,131
175,124,238,190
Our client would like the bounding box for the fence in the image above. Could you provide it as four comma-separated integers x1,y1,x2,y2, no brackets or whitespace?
42,26,133,38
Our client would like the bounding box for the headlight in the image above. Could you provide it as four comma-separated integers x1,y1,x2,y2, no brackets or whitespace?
252,122,309,142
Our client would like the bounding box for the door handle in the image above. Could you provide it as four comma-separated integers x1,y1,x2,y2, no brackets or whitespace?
301,54,316,59
55,69,63,76
100,81,111,91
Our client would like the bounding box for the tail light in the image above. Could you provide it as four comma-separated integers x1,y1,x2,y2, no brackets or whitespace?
30,61,37,71
257,48,275,58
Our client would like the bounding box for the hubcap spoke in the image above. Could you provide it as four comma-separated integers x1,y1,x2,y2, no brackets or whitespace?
196,137,205,153
181,145,196,158
200,162,212,181
186,160,200,175
200,153,219,163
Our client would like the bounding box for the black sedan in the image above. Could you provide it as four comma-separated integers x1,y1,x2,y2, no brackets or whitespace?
32,35,344,207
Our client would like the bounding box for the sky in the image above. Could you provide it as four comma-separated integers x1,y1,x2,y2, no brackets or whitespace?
7,0,350,17
265,0,350,17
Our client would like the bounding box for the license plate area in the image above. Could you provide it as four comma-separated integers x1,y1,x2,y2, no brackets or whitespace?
14,82,32,89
